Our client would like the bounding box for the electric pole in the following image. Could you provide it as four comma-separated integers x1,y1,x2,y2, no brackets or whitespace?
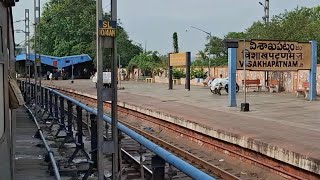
96,0,104,179
34,0,40,111
259,0,269,23
97,0,119,179
25,9,30,102
111,0,119,178
265,0,270,23
259,0,270,88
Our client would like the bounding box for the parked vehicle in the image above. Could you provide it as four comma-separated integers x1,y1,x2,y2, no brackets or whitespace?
92,71,111,88
210,77,239,95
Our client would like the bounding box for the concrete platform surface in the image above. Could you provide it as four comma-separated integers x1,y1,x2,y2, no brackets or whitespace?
15,107,54,180
42,79,320,175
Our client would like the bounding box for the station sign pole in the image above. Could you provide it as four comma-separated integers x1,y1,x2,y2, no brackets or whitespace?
96,0,104,179
111,0,119,178
241,40,249,111
96,0,119,179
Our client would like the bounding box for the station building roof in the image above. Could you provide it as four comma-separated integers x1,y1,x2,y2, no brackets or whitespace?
15,53,92,69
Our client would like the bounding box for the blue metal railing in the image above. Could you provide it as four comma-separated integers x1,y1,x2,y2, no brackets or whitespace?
18,79,215,180
45,87,215,180
24,104,61,180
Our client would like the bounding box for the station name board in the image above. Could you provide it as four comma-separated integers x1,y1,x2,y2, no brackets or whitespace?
98,20,116,37
169,53,187,67
236,40,311,71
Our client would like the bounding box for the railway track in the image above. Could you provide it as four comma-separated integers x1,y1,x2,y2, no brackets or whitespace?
52,87,319,180
58,105,155,179
57,101,190,179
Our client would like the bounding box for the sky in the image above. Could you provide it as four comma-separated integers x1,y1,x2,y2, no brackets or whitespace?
12,0,320,57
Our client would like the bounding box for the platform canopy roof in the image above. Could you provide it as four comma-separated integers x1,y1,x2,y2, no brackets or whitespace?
15,53,92,69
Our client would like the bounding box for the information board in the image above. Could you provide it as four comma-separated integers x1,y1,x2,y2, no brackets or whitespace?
169,53,187,67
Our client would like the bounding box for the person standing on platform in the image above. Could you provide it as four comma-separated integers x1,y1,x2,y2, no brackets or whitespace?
49,72,53,83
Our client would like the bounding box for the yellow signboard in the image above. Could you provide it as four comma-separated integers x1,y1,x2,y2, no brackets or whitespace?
169,53,187,67
35,58,41,63
236,40,311,71
99,20,116,37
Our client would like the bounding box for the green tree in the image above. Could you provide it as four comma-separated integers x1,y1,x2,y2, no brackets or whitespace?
172,68,185,79
39,0,96,56
198,36,228,67
173,32,179,53
205,36,226,58
38,0,142,67
127,51,162,77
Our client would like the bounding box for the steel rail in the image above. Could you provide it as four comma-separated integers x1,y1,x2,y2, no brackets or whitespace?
24,104,61,180
63,91,240,180
123,122,240,180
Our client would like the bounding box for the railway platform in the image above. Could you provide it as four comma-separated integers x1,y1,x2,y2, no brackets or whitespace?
15,106,54,180
41,79,320,176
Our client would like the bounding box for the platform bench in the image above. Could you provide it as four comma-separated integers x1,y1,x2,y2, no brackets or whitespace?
242,79,262,92
296,82,309,98
267,79,279,93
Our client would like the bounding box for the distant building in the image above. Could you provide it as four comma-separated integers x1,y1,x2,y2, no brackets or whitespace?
15,46,26,55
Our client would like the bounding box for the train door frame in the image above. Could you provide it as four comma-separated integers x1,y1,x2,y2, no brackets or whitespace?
0,4,13,180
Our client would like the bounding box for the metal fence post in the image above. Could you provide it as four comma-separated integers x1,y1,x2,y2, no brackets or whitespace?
59,96,65,125
41,87,44,108
49,91,53,116
38,87,47,119
31,83,34,99
90,114,97,168
44,89,48,112
37,84,40,106
151,155,165,180
76,106,83,147
49,93,59,129
67,101,73,138
139,144,146,179
55,96,65,138
54,94,59,121
68,106,90,163
81,113,98,180
23,81,27,102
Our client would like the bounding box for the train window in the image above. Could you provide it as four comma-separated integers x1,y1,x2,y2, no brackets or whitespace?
0,64,4,138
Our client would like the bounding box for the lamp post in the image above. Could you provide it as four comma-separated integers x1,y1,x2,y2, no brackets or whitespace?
190,26,212,77
259,0,269,23
259,0,270,89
